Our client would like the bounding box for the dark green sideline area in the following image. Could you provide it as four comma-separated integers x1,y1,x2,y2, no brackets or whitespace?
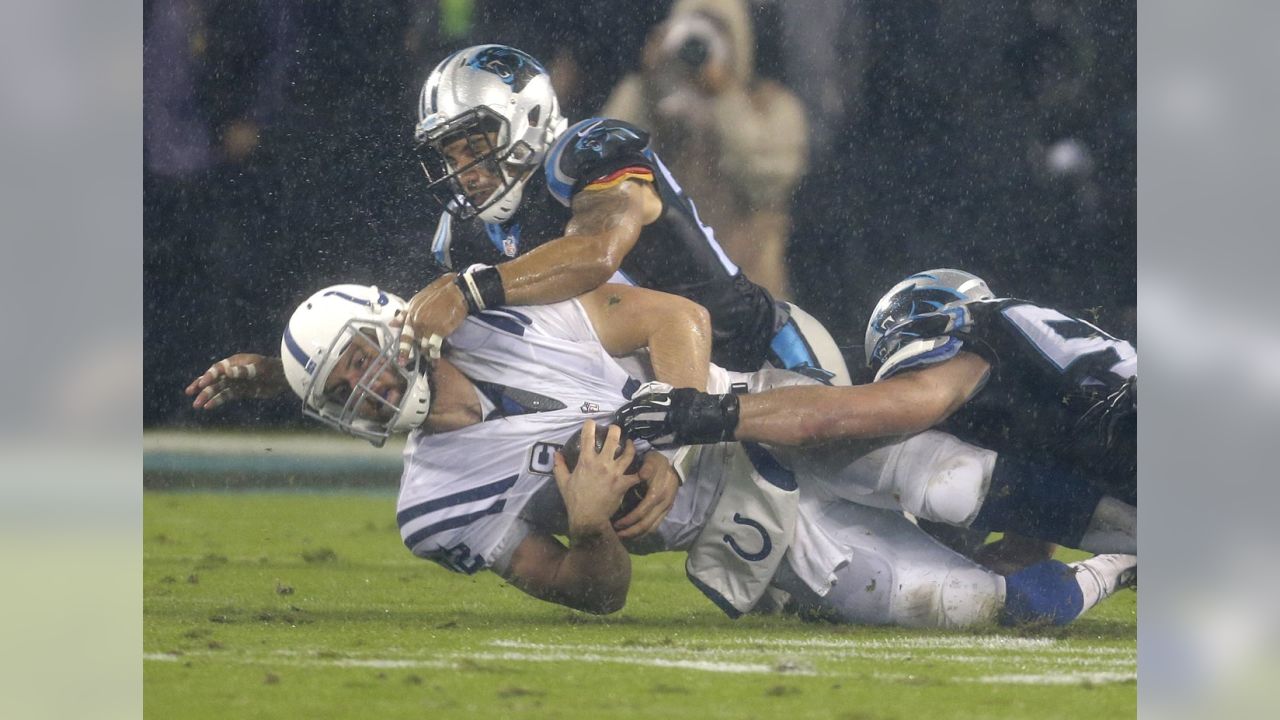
144,431,403,490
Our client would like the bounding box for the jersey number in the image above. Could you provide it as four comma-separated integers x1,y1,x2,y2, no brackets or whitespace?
430,543,486,575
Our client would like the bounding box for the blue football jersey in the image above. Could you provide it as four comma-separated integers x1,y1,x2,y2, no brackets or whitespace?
879,298,1137,500
430,117,778,372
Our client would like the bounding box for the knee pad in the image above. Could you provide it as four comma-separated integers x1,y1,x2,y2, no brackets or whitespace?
936,564,1006,627
889,432,994,526
891,561,1004,628
918,451,991,526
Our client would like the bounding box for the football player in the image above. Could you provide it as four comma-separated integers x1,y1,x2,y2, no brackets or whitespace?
186,281,1134,628
616,268,1138,561
398,44,849,385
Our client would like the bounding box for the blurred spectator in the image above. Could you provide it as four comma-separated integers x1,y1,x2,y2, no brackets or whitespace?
144,0,299,425
770,0,871,164
603,0,808,300
144,0,297,179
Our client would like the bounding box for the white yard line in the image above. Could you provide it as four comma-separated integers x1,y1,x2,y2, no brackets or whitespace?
469,651,784,675
720,635,1134,654
144,634,1135,685
969,672,1136,685
489,639,1134,663
144,650,784,675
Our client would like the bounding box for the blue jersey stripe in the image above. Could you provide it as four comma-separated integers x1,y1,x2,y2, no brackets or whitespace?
741,442,798,492
768,319,818,369
478,308,533,326
493,307,532,325
431,213,453,268
402,499,508,550
685,569,743,619
396,475,518,527
649,153,738,275
475,312,526,336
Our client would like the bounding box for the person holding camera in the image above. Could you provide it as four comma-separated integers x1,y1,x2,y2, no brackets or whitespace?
603,0,809,302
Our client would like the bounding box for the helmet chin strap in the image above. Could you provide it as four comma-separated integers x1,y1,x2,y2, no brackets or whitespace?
390,366,433,434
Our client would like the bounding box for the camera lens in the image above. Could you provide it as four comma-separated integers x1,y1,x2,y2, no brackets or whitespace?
677,37,709,68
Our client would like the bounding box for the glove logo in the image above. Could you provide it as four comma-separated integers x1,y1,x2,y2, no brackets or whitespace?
724,513,771,562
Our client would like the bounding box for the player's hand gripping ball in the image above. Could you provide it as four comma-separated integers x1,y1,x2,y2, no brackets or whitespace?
561,423,647,521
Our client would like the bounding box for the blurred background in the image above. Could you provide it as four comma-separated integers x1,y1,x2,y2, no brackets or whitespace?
144,0,1136,429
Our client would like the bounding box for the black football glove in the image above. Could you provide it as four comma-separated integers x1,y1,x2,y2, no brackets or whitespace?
615,382,740,447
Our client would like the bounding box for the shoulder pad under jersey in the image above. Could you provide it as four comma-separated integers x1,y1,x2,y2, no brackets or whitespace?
543,118,655,207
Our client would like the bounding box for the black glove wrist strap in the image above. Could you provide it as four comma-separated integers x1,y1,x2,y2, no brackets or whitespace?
672,389,740,445
455,265,506,315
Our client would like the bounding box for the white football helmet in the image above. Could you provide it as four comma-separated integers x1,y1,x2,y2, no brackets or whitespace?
864,269,995,368
414,45,567,224
280,284,432,446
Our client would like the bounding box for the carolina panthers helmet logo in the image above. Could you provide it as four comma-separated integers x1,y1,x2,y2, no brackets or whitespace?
574,124,643,157
869,285,966,364
466,46,544,93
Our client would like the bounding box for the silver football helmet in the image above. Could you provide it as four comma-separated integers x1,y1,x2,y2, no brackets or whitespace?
414,45,567,224
281,284,432,446
864,269,995,369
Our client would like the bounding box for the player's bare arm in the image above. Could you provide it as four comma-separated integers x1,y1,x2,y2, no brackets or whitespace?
497,178,661,303
618,351,991,447
499,421,639,614
734,351,992,445
577,283,711,392
399,179,661,348
576,283,708,537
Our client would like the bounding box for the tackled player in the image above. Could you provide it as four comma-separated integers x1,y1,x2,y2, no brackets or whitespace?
187,280,1134,627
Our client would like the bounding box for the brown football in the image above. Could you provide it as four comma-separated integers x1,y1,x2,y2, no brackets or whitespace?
560,423,647,520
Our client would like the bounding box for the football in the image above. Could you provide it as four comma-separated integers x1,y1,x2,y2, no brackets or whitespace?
560,422,647,520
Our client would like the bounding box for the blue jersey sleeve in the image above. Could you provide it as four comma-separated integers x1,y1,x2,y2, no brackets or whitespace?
543,118,656,206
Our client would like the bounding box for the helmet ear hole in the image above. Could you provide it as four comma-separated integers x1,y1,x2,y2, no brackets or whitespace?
507,141,533,164
527,106,541,127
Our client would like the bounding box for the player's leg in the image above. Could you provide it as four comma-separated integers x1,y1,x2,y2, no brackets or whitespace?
775,500,1135,627
796,431,1137,555
775,501,1004,627
970,533,1058,575
1001,553,1137,626
796,430,995,526
969,455,1137,555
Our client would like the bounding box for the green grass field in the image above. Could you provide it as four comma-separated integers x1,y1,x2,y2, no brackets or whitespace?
144,491,1136,720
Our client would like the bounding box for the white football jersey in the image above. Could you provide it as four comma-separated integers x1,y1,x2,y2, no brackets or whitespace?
392,298,1008,618
395,299,730,575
